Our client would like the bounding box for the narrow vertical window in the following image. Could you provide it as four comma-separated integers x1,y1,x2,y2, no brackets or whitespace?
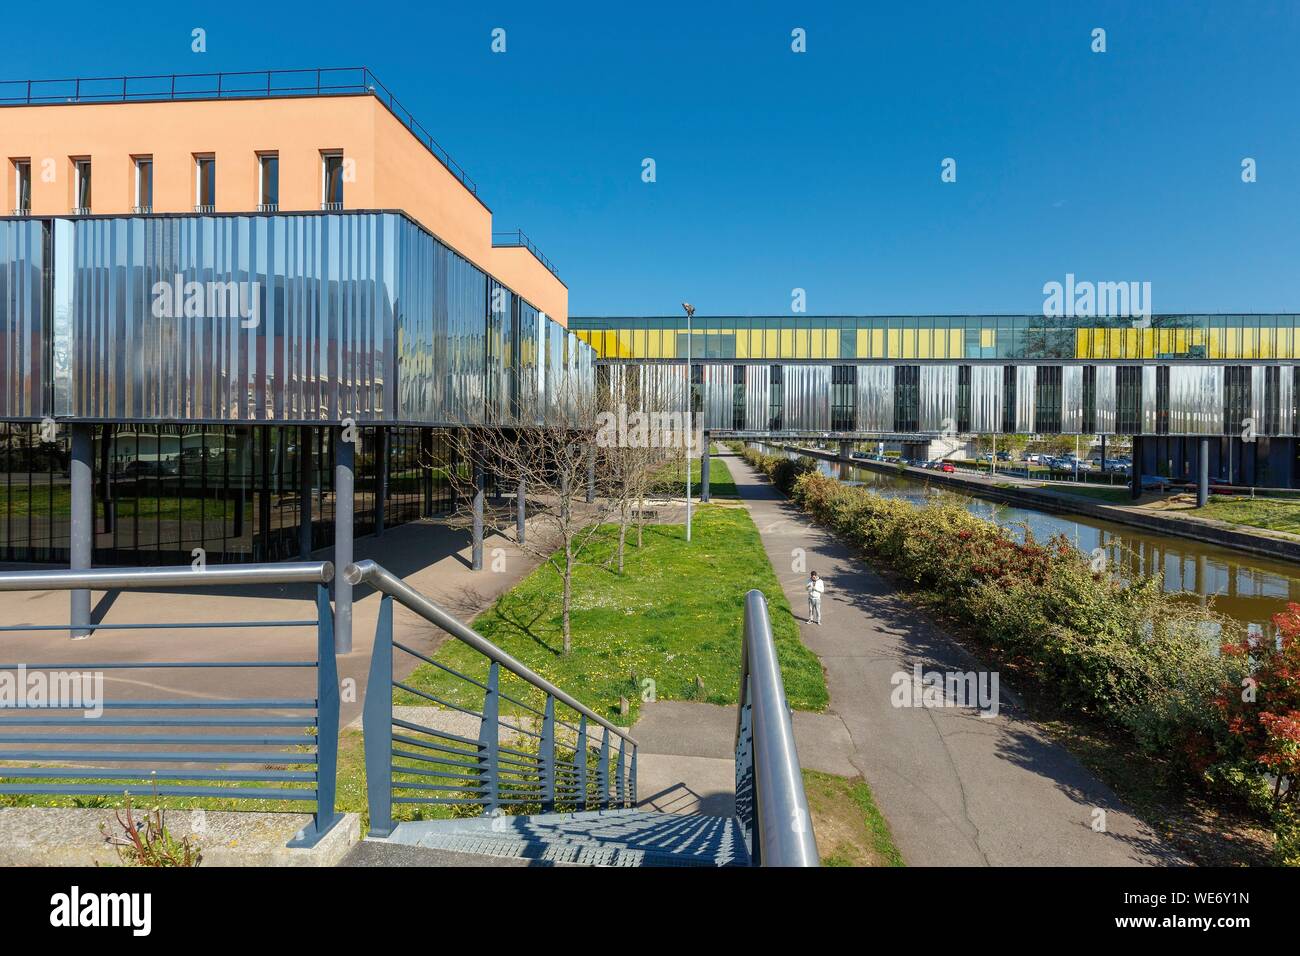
321,151,344,209
12,160,31,214
258,153,279,211
194,155,216,212
134,157,153,213
73,158,92,213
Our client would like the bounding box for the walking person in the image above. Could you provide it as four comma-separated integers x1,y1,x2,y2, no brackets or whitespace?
806,570,824,625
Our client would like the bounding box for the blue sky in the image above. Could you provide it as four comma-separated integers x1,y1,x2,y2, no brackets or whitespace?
7,1,1299,315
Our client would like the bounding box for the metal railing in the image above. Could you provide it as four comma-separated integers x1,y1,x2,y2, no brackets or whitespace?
0,67,478,195
734,589,819,866
349,560,636,838
0,561,343,848
493,229,560,279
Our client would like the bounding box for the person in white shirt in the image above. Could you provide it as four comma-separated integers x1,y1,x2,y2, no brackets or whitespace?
806,571,824,625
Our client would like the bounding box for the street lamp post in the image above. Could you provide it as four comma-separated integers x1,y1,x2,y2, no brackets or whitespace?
683,302,695,543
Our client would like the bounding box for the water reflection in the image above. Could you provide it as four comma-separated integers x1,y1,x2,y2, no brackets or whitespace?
759,446,1300,630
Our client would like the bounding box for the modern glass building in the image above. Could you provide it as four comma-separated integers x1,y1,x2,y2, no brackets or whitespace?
0,68,595,645
576,315,1300,490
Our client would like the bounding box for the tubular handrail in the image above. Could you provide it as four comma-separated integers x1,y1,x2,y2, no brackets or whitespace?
346,559,635,746
734,588,819,866
0,561,333,592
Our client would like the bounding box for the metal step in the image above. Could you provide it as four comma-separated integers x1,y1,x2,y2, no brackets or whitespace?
385,810,749,867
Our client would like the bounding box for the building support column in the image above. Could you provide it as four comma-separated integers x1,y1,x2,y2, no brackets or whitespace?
375,427,388,539
334,428,354,654
516,479,526,546
700,432,711,503
69,424,93,640
298,426,313,558
1130,435,1143,500
472,456,485,571
1197,437,1210,508
839,440,853,462
421,429,434,518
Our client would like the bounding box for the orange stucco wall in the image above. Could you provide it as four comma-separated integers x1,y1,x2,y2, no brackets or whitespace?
0,94,567,323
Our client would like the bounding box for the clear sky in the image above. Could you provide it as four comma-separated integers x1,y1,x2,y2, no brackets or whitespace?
6,1,1298,316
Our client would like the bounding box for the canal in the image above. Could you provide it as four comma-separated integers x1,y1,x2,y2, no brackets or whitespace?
758,445,1300,632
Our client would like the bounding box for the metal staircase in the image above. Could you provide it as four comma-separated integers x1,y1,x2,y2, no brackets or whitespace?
348,560,818,868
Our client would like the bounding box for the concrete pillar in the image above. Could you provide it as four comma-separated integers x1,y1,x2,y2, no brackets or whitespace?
700,432,711,503
375,427,388,538
69,424,93,640
586,443,596,504
1197,437,1210,508
472,457,485,571
298,425,313,558
1130,435,1143,500
839,440,853,461
516,479,526,545
333,428,354,654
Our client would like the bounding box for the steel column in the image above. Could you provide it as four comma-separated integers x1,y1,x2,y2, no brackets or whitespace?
1198,437,1210,507
333,428,354,654
69,424,93,640
576,715,589,810
298,425,313,558
375,427,388,538
1130,435,1143,500
700,433,711,503
471,456,485,571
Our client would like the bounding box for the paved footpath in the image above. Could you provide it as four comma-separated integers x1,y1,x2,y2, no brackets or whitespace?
725,450,1181,866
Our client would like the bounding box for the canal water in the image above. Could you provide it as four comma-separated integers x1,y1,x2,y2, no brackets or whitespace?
757,445,1300,632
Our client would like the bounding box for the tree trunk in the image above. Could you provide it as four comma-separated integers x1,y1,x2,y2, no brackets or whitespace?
562,543,574,655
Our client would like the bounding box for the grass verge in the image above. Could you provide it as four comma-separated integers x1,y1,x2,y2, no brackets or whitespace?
399,505,827,725
1193,495,1300,536
803,769,903,867
651,455,738,499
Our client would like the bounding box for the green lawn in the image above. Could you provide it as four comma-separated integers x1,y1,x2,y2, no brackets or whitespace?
1195,495,1300,535
1041,484,1131,503
650,454,738,499
399,504,827,726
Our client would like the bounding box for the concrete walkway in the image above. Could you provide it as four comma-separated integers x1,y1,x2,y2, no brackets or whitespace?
725,450,1181,866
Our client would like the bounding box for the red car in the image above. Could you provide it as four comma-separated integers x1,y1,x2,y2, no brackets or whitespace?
940,463,956,473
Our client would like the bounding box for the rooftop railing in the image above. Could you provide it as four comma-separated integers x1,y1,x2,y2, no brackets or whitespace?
0,67,478,196
493,229,560,279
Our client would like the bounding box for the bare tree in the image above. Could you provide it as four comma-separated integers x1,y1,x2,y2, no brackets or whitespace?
439,379,616,655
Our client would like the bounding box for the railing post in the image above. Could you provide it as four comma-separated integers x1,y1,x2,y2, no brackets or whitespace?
289,582,342,848
540,696,556,813
597,727,610,810
479,661,500,814
576,715,588,811
631,746,638,806
616,736,626,808
362,594,394,837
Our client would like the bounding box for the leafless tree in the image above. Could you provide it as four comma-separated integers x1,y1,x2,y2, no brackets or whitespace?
439,379,616,655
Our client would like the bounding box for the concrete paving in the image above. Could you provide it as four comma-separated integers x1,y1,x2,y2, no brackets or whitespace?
0,516,544,728
724,449,1182,867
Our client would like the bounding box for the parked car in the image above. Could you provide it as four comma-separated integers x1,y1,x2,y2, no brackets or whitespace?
1140,475,1171,491
940,462,956,473
996,451,1012,461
